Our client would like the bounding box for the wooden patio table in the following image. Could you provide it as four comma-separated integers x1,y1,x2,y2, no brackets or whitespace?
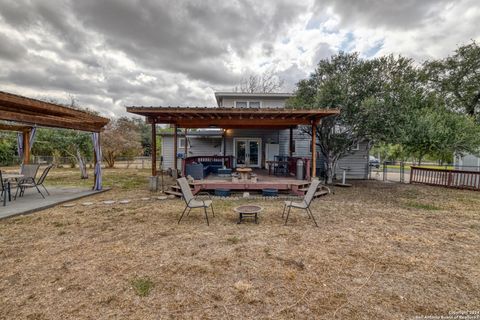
236,167,252,181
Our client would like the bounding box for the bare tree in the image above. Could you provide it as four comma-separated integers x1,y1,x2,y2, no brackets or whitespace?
239,69,284,93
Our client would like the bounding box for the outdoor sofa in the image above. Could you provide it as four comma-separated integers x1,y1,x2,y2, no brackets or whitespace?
185,160,223,179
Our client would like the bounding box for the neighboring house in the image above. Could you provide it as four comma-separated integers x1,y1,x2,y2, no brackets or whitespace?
160,92,369,179
454,153,480,171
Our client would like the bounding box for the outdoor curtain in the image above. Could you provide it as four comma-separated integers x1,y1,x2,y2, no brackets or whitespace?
16,127,37,162
92,132,103,191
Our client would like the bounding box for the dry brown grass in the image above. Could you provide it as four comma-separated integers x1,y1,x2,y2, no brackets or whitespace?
1,172,479,319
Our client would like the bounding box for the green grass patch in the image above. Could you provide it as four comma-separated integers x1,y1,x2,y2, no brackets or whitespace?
405,201,441,211
130,277,154,297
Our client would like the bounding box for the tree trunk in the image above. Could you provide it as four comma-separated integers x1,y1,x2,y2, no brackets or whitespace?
76,149,88,179
105,152,115,168
418,155,423,166
325,154,337,184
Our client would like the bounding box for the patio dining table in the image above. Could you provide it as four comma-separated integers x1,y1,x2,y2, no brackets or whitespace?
2,173,24,204
3,173,24,180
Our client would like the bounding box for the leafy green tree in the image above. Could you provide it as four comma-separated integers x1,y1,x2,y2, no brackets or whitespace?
0,132,16,166
32,128,93,178
401,106,480,164
288,52,421,183
423,41,480,120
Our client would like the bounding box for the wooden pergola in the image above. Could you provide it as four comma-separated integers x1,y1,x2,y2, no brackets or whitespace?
126,106,339,179
0,91,109,189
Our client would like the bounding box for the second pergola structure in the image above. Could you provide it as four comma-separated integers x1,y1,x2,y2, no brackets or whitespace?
0,91,109,190
127,106,339,188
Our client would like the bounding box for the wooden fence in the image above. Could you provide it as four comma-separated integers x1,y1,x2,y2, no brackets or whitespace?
410,166,480,191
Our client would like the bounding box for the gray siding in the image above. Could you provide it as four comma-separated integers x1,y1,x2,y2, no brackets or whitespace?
161,128,369,179
454,153,480,170
161,136,222,170
279,128,369,179
333,142,369,179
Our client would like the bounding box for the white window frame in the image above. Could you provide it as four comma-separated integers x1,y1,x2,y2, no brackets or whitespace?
178,137,189,148
235,101,262,108
235,101,248,108
248,101,261,108
350,142,360,151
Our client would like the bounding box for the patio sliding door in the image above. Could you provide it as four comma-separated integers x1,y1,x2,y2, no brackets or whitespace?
234,138,261,168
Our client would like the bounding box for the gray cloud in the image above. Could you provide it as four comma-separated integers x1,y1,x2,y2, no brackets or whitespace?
0,0,478,117
0,0,309,116
71,0,307,85
314,0,454,29
0,33,27,60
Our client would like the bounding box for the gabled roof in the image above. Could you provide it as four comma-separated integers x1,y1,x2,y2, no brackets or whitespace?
126,106,339,129
0,91,109,132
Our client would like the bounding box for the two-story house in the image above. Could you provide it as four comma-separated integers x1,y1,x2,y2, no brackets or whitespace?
159,92,369,180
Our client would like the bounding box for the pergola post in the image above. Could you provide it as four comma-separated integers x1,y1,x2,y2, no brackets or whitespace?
184,128,188,155
289,127,293,157
173,124,178,175
311,121,317,179
92,132,103,191
182,128,188,176
151,120,157,176
23,129,31,164
148,120,158,191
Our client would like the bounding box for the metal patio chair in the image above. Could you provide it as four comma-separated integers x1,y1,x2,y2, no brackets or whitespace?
15,164,53,199
10,164,39,195
282,178,321,227
177,177,214,226
273,155,289,176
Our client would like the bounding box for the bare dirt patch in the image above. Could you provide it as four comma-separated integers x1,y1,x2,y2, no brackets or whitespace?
1,171,479,319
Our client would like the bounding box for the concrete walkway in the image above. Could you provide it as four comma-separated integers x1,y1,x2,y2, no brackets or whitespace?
0,187,108,220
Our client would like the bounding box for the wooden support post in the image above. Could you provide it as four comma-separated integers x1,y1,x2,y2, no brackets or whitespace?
184,128,188,155
223,130,226,157
289,127,293,157
23,129,30,164
151,121,157,176
173,124,178,172
311,121,317,179
183,128,188,176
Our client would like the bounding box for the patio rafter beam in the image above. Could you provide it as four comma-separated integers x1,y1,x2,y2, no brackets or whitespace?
131,106,338,129
0,109,104,132
0,91,109,132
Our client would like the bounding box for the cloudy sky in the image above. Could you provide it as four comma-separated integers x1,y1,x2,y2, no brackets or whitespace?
1,0,479,117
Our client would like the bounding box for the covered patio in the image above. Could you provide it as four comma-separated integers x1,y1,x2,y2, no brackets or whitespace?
126,106,339,193
0,91,109,217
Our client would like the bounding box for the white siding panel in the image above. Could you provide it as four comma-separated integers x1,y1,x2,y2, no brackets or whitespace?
221,97,287,108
